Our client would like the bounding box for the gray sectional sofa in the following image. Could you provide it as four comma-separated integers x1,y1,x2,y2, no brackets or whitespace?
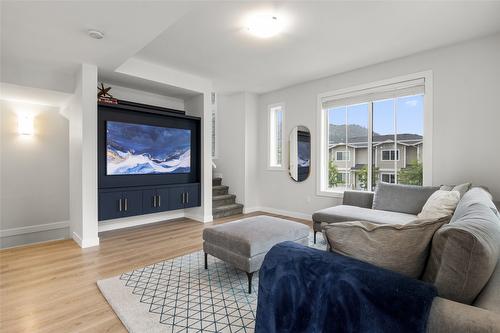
312,183,500,332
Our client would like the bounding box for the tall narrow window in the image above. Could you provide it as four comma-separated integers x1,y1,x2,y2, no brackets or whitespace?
319,74,429,195
269,103,284,168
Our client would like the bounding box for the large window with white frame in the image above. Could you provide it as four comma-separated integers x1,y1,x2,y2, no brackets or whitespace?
268,103,284,169
318,73,431,196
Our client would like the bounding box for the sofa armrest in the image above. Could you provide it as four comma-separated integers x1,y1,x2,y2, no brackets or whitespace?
427,297,500,333
342,190,374,208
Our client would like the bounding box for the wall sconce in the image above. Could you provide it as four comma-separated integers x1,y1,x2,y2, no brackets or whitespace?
18,113,34,135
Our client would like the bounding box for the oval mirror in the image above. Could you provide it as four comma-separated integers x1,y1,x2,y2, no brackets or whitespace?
289,126,311,182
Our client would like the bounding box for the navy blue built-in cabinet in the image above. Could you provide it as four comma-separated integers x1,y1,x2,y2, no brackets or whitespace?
98,183,201,221
97,100,202,222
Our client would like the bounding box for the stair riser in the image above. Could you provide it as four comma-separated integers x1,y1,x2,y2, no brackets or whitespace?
212,178,222,186
213,207,244,219
213,197,236,208
213,188,228,196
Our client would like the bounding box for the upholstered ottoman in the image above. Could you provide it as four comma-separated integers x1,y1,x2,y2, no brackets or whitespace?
203,215,310,293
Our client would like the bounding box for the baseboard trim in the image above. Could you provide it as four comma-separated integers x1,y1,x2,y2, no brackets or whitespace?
0,221,69,237
72,232,99,248
98,211,186,233
245,206,312,220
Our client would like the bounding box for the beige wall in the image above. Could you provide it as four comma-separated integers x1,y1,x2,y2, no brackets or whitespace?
0,100,69,247
256,33,500,217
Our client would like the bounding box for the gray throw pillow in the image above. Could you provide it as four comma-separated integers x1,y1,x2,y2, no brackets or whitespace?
440,182,472,198
372,183,439,215
422,200,500,304
323,217,449,278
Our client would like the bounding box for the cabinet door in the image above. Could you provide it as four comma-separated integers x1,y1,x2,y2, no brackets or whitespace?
142,189,158,214
99,192,124,221
168,186,185,211
122,190,142,217
155,188,169,212
184,184,200,208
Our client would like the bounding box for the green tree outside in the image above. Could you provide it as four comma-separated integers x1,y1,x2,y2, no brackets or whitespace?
398,161,423,186
355,165,379,190
328,160,339,187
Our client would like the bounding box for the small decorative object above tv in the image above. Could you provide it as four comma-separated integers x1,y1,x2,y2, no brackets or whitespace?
106,121,191,175
98,99,201,221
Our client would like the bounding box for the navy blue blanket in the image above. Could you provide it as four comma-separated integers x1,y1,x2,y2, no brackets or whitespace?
255,242,437,333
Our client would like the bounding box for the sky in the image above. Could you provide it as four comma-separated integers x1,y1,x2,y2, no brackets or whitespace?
328,94,424,137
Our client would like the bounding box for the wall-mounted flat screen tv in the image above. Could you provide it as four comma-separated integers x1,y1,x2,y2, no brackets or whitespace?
106,121,191,175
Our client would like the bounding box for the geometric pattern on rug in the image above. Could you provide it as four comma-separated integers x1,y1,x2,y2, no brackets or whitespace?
119,233,326,333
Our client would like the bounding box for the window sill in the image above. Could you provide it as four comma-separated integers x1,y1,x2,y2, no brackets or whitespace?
267,166,286,171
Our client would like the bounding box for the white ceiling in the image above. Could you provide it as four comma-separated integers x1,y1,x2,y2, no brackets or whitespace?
2,1,500,96
0,1,197,93
136,1,500,93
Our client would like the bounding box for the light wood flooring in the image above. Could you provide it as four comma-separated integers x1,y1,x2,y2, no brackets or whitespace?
0,212,311,333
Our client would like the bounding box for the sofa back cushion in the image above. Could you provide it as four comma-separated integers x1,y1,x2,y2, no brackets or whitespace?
323,217,449,278
372,183,439,215
422,188,500,304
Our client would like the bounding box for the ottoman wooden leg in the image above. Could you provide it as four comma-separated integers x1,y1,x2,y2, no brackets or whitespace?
246,272,254,294
204,252,208,269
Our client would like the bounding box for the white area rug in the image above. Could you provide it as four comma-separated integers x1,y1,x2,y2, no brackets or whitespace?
98,232,326,333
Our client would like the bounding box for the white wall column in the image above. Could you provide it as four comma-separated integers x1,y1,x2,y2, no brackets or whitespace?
66,63,99,248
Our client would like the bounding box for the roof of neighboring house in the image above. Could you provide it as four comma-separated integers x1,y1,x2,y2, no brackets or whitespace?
350,163,367,171
329,133,422,149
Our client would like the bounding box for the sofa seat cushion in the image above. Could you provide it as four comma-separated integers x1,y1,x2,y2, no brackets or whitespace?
202,215,310,258
313,205,417,225
372,183,439,215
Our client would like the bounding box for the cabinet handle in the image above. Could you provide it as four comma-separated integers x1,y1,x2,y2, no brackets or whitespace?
153,195,157,208
119,199,122,212
181,192,185,204
124,198,128,211
186,192,189,204
158,195,161,207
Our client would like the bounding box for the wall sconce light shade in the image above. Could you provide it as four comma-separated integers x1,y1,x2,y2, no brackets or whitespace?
18,114,34,135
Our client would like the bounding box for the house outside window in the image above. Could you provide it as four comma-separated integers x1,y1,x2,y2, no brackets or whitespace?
268,103,285,169
336,151,350,161
318,72,432,196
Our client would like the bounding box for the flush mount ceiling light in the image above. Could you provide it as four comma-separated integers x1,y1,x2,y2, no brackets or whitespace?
88,29,104,40
245,13,284,38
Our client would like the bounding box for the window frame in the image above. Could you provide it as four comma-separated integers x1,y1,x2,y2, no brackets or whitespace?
316,71,433,198
335,151,351,161
381,172,396,184
267,102,286,170
381,149,400,161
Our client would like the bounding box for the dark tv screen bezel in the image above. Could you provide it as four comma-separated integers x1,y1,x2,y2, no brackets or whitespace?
98,105,200,189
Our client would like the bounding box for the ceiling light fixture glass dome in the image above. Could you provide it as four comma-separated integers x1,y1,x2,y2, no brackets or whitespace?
245,13,284,38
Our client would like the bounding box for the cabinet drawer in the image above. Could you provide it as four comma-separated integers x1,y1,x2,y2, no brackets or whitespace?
184,184,200,208
168,186,185,211
99,192,125,221
121,190,142,217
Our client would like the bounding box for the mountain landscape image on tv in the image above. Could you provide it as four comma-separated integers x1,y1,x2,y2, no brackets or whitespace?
106,121,191,175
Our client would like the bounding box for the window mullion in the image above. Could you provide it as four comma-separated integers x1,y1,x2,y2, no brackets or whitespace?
368,102,373,191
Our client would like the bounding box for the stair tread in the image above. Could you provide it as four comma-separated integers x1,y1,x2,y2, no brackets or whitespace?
213,194,236,200
212,203,244,212
212,185,229,190
212,177,222,181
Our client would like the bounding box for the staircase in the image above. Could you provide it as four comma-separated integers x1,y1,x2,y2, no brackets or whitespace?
212,177,244,219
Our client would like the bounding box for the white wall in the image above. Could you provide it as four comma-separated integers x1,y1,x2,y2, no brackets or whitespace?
0,100,69,248
256,33,500,216
216,92,260,209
